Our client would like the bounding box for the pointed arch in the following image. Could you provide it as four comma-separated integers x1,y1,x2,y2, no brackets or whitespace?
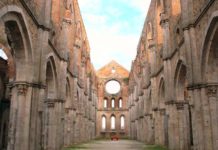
119,98,123,108
46,56,58,99
111,98,115,108
120,115,125,129
201,12,218,82
101,115,106,130
111,115,116,130
174,60,187,101
0,6,33,81
103,98,108,108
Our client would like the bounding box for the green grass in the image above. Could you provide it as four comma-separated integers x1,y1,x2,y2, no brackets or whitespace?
143,145,168,150
63,140,169,150
63,144,88,150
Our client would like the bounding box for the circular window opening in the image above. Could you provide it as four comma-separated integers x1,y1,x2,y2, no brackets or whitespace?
105,80,121,94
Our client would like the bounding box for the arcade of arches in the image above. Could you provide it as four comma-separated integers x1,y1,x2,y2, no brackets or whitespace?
0,0,218,150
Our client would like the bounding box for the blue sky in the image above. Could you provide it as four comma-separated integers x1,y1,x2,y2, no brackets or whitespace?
0,1,151,70
78,0,151,70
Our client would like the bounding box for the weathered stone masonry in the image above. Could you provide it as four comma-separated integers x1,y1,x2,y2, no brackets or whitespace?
1,0,218,150
128,0,218,150
0,0,97,150
96,61,129,138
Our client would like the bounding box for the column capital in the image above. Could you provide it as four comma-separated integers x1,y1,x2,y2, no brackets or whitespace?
207,85,218,97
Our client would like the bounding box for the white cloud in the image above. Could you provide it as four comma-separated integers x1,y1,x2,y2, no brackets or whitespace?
78,0,151,70
88,27,138,70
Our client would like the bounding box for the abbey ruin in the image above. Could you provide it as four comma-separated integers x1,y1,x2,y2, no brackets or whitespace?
0,0,218,150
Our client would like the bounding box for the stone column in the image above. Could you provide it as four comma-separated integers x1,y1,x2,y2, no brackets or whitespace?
73,39,81,77
191,89,204,150
64,108,74,146
7,83,32,150
207,85,218,150
176,102,191,150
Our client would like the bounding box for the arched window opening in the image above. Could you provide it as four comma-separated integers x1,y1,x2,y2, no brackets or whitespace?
102,116,106,130
119,98,122,108
120,116,125,129
111,116,116,129
111,99,115,108
0,49,8,60
103,99,107,108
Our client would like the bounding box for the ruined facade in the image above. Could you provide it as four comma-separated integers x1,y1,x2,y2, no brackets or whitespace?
0,0,97,150
128,0,218,150
96,61,129,138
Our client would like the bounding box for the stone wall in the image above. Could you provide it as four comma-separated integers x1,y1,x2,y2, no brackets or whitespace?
128,0,218,150
96,61,129,138
0,0,97,150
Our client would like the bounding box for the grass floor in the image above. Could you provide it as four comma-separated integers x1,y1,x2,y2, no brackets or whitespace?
143,145,168,150
63,140,168,150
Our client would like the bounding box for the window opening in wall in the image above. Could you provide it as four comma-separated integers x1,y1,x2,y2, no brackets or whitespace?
0,49,8,60
111,116,115,129
119,98,122,108
102,116,106,130
111,99,115,108
105,80,121,94
121,116,125,129
103,99,107,108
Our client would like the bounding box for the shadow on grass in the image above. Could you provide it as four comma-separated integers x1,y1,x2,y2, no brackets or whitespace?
144,145,169,150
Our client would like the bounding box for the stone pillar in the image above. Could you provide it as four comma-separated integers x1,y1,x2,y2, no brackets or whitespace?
43,99,64,150
207,85,218,150
73,39,81,77
191,89,204,150
199,87,213,150
64,108,74,146
7,83,32,150
176,102,191,150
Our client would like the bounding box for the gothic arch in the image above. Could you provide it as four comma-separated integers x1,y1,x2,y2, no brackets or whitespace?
174,60,187,101
201,12,218,83
0,6,33,81
118,97,123,108
120,115,125,129
103,97,108,108
46,56,58,99
101,115,107,130
110,115,116,130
